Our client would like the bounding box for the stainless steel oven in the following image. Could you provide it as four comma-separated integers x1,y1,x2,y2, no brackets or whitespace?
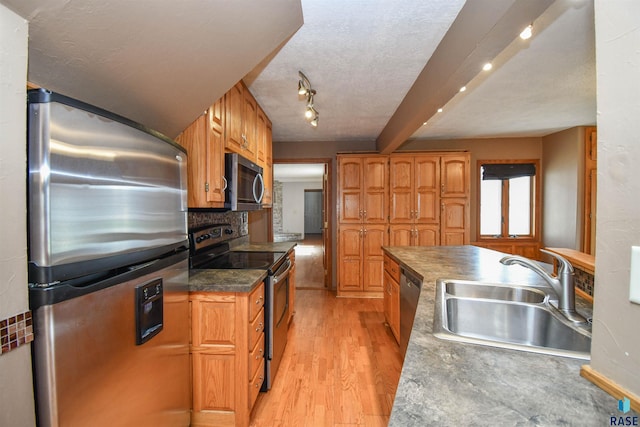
265,255,291,390
189,224,291,391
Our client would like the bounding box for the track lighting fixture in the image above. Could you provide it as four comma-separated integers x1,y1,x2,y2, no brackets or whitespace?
298,71,319,127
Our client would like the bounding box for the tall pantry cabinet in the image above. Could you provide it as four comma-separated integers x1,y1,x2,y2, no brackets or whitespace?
337,155,388,297
337,152,470,297
388,153,470,247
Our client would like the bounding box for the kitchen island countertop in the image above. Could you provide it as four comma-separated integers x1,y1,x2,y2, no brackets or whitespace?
384,245,629,426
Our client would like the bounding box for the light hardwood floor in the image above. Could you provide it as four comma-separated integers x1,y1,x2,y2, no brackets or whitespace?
249,290,403,426
293,234,325,289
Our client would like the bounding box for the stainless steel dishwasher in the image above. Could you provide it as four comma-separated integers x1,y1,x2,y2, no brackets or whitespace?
400,267,422,357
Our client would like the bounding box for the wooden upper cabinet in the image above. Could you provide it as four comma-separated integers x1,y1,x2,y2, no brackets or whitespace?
175,112,208,208
256,107,267,167
261,118,273,207
441,154,470,198
242,88,257,159
174,100,226,208
414,156,440,223
389,157,413,223
390,155,439,224
206,100,226,205
224,82,244,153
338,157,364,223
363,157,388,223
338,155,388,224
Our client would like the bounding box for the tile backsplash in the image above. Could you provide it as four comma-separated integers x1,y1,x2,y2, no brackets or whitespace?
188,211,248,236
0,311,34,355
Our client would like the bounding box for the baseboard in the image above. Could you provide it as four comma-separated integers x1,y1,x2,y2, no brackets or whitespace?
581,364,640,412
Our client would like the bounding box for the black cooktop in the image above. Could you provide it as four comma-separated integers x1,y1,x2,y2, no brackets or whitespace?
193,250,286,271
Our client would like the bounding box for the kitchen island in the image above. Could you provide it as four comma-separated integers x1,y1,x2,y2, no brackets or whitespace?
384,245,626,426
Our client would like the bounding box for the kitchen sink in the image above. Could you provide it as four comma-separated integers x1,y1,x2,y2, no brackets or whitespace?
433,279,591,360
444,281,546,303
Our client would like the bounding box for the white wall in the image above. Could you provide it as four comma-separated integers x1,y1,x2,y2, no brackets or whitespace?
281,180,323,238
590,0,640,397
0,4,36,425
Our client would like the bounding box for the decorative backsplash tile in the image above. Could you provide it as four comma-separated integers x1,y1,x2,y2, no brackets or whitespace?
0,311,34,355
188,211,248,236
574,267,594,297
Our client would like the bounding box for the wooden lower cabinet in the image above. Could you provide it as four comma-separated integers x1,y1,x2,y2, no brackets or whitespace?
190,282,265,427
337,223,386,297
383,254,400,343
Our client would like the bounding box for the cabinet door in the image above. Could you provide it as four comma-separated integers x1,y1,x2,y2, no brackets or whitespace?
224,82,244,153
383,270,392,325
175,113,209,208
441,198,469,245
389,156,414,223
242,88,257,160
389,224,413,246
338,157,363,223
441,154,469,198
338,224,362,291
262,120,273,206
362,224,386,292
363,157,388,223
415,224,440,246
207,100,225,204
256,106,267,166
390,277,400,342
414,156,440,223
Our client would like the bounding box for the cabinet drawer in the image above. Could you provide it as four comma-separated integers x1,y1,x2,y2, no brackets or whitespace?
249,332,265,381
384,254,401,283
249,307,264,350
249,359,265,409
249,282,265,321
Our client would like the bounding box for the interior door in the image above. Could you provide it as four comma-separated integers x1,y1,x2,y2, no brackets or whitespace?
322,163,329,287
304,190,323,234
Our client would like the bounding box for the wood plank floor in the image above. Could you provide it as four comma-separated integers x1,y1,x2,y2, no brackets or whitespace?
249,290,403,426
293,234,325,289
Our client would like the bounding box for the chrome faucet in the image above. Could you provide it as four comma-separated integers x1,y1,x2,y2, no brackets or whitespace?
500,249,587,324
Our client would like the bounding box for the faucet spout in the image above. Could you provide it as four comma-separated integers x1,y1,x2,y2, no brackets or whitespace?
500,249,587,324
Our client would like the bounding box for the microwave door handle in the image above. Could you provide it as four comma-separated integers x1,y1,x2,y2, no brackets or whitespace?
253,173,265,203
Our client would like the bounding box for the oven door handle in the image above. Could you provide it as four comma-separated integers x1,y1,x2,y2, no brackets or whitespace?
273,258,292,284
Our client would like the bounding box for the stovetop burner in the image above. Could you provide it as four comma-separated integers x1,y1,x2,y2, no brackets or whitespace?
188,223,285,271
195,251,285,270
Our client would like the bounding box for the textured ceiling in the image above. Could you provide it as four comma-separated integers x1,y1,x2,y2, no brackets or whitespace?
247,0,466,143
248,0,595,146
411,0,596,140
3,0,595,150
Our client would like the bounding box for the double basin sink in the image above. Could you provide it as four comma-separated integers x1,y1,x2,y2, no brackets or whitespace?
433,279,592,359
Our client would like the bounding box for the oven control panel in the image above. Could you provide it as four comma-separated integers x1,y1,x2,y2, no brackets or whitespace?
189,224,235,253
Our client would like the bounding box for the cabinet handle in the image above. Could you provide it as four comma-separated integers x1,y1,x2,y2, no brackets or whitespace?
363,210,367,218
441,183,445,194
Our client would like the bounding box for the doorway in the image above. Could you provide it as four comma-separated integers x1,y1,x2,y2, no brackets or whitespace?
273,160,331,290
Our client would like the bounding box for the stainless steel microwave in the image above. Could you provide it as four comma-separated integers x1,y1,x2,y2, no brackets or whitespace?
224,153,264,211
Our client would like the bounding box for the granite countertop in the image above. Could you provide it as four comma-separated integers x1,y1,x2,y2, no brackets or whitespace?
189,268,267,293
188,241,296,293
384,245,630,426
231,241,297,253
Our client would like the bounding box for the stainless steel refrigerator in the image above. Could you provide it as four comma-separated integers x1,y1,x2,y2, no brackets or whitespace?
27,89,191,427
